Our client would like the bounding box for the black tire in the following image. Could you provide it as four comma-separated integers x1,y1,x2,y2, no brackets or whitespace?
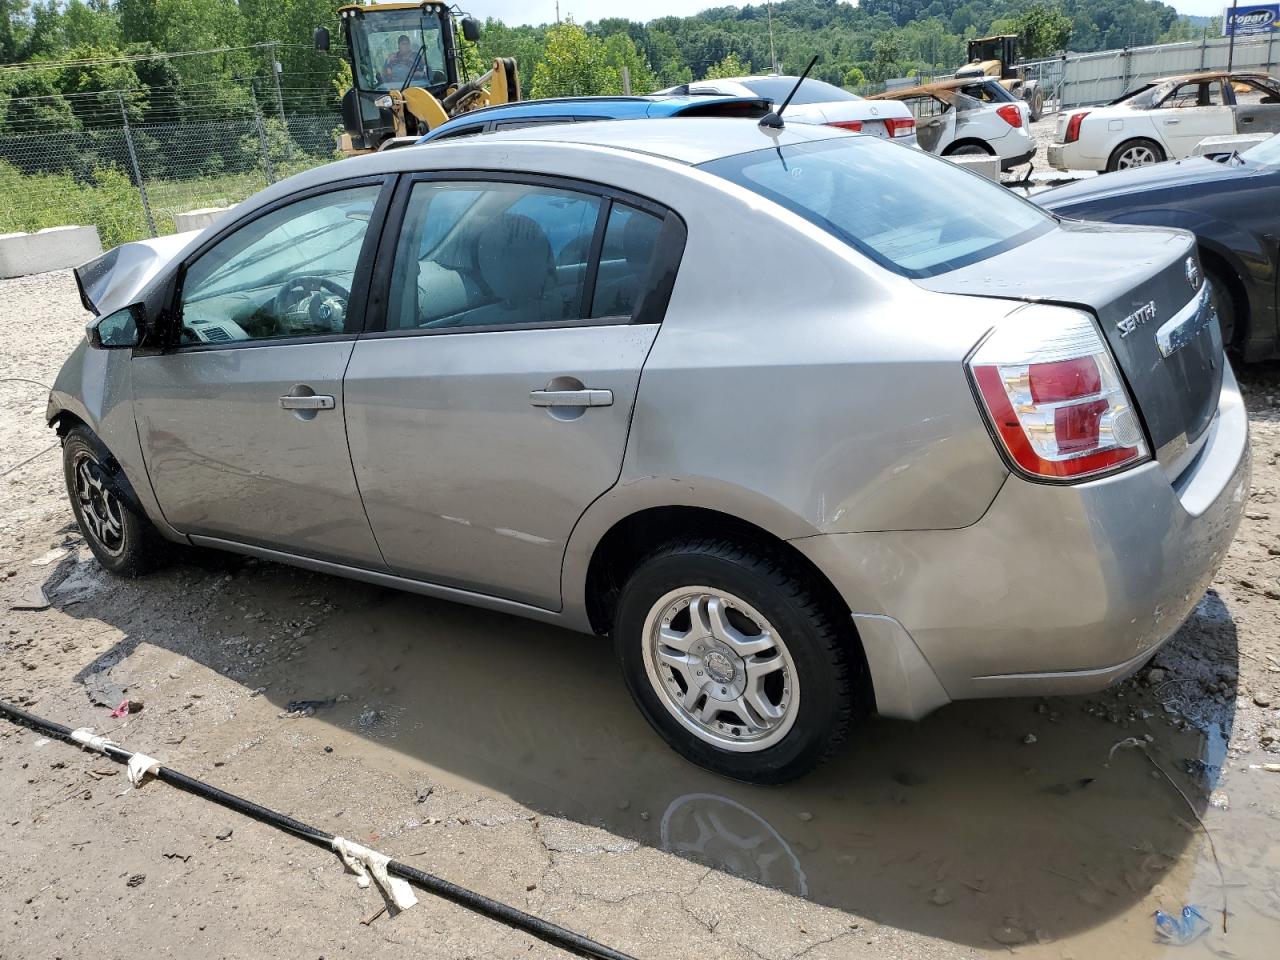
62,427,170,577
1204,267,1238,352
1106,137,1165,172
613,537,864,784
945,141,994,157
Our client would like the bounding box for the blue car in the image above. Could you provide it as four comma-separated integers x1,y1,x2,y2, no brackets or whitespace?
416,94,771,144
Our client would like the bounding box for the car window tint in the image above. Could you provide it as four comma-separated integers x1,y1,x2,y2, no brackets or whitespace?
179,185,379,345
431,124,484,141
386,181,604,331
590,204,663,319
701,137,1052,279
493,117,575,130
743,77,859,105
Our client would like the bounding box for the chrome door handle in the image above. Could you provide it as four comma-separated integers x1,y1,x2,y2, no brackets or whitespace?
279,395,335,410
528,388,613,408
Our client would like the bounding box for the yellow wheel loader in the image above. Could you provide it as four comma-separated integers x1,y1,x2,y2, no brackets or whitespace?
954,35,1045,122
314,2,519,155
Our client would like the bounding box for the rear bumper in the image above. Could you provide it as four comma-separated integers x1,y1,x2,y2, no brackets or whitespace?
793,363,1250,719
1000,148,1035,171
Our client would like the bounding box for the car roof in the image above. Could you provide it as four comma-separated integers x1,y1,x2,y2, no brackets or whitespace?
1149,70,1277,85
420,94,769,141
422,116,847,166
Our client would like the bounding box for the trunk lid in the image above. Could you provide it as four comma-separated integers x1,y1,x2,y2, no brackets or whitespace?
918,220,1223,470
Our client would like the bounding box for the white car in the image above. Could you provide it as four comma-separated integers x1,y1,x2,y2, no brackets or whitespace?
868,78,1034,171
659,74,918,146
1050,70,1280,172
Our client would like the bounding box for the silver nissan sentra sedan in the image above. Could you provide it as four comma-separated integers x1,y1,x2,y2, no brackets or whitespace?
51,118,1249,783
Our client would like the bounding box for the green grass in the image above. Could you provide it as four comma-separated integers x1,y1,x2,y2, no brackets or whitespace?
0,156,334,250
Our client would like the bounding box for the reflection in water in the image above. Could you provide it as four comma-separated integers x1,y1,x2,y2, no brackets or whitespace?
661,793,808,898
126,560,1278,956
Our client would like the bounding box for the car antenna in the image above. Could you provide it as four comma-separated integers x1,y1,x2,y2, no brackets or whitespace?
759,55,818,129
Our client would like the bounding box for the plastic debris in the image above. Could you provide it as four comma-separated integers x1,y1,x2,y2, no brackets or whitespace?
1154,905,1210,946
1249,763,1280,773
109,698,142,718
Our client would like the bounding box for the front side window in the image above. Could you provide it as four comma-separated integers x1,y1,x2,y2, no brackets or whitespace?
701,137,1052,278
179,186,379,345
386,181,604,331
1162,80,1225,109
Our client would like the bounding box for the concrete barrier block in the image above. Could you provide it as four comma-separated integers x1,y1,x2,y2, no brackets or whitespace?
946,154,1001,182
1193,134,1270,157
173,206,233,233
0,225,102,279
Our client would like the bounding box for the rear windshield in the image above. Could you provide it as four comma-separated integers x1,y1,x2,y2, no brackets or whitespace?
1244,132,1280,167
741,77,860,104
699,137,1053,278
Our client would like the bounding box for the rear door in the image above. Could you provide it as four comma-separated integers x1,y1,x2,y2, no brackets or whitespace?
1230,76,1280,136
1153,80,1234,157
344,174,685,609
903,95,956,153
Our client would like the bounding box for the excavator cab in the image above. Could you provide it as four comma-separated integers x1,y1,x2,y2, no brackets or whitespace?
318,3,513,155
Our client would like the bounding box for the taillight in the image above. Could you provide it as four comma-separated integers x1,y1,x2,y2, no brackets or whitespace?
996,104,1023,128
968,306,1148,481
883,117,915,138
1064,111,1089,143
827,120,863,132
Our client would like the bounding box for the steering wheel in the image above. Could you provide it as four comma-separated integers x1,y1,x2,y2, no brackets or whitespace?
272,276,351,333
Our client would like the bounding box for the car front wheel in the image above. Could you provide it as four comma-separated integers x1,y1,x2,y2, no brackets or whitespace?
62,427,169,577
614,538,863,784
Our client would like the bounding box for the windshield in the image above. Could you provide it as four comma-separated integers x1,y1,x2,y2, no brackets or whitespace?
1243,132,1280,167
742,77,861,104
349,9,448,92
700,137,1053,278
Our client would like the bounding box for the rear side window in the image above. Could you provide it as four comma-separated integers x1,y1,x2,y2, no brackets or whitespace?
743,77,859,105
591,204,664,318
700,137,1052,278
385,180,603,331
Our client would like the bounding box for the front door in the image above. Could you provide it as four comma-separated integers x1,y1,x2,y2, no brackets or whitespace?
1154,79,1234,157
344,177,681,608
132,181,390,568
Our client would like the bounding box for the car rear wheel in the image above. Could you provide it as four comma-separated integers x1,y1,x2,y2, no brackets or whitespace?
1107,138,1165,171
62,427,169,577
945,142,994,157
614,537,862,784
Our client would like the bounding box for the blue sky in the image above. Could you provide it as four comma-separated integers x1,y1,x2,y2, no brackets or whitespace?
481,1,1233,28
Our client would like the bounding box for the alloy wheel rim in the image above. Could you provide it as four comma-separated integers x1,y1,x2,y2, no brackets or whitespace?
642,586,798,753
72,452,126,557
1118,146,1157,168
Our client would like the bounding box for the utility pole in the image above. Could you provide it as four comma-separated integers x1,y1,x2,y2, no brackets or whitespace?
766,2,778,73
555,1,560,25
117,93,156,238
1227,0,1239,72
268,42,286,124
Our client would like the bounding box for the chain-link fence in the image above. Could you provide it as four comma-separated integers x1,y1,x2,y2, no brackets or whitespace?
0,91,341,249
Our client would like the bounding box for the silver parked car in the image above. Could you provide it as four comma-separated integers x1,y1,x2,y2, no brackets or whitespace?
52,118,1249,783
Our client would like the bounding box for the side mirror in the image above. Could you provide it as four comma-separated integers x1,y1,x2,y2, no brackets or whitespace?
461,17,480,43
86,304,144,350
314,26,330,53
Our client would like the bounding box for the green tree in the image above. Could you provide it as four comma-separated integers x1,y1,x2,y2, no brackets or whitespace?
528,20,619,98
603,32,657,94
1013,3,1073,58
703,51,749,80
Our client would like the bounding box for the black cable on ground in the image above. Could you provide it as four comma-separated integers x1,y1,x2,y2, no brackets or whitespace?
0,700,639,960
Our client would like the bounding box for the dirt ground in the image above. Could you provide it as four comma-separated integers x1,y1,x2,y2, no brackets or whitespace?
2,270,1279,960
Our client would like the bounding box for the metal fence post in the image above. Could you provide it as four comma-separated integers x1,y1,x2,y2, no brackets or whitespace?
117,93,157,238
252,91,277,184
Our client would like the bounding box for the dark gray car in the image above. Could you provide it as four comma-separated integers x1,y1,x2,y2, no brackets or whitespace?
51,119,1249,782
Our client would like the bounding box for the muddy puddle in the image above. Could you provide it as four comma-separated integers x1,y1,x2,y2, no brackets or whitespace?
191,569,1276,959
